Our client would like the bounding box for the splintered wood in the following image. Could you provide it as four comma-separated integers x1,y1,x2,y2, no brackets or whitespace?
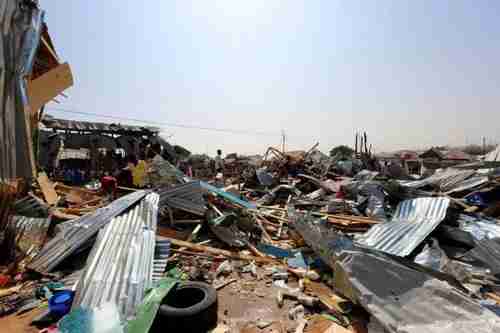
37,172,58,206
257,205,379,232
166,237,276,264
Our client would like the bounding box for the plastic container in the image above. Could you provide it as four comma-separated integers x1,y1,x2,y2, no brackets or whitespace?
49,290,75,317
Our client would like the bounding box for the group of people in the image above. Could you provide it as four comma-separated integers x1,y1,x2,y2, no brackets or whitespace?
116,143,180,188
61,168,87,185
57,145,226,191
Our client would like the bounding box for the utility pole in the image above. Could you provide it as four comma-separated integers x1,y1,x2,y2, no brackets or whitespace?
355,132,358,155
281,129,286,153
483,136,486,155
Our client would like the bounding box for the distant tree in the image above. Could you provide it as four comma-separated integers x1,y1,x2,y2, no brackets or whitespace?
462,144,496,156
330,145,354,159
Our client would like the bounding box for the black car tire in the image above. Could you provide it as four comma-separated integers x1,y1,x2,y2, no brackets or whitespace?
154,281,218,332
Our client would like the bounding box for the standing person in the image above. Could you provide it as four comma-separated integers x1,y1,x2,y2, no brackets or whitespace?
186,160,193,178
214,149,224,187
214,149,224,174
131,153,148,188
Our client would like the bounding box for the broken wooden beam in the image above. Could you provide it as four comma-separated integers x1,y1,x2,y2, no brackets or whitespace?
166,237,277,264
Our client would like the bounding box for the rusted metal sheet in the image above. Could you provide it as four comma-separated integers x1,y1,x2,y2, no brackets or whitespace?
5,215,51,258
0,182,18,232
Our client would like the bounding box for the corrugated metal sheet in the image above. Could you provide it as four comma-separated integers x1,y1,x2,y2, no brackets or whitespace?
13,194,49,217
153,238,170,283
29,190,147,273
0,0,43,182
73,193,159,321
485,145,500,162
3,214,51,261
402,169,476,191
289,207,355,266
41,117,159,134
157,181,207,216
356,197,450,256
0,182,17,232
461,238,500,276
61,270,82,291
289,208,500,333
458,214,500,241
200,181,256,209
335,251,500,333
10,215,51,252
444,175,489,194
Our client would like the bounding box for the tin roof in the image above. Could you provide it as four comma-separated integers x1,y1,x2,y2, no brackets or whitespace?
42,116,159,135
73,193,159,320
29,190,148,273
356,197,450,256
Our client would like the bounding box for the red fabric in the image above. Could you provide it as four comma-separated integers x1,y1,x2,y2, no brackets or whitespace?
101,176,117,195
0,274,10,287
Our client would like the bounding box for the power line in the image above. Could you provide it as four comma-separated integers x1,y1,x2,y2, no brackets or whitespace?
45,106,281,137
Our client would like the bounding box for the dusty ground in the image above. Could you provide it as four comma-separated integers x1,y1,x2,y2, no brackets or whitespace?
216,274,302,333
0,268,317,333
0,308,45,333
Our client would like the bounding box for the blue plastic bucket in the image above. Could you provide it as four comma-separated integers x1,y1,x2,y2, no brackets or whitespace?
48,290,75,317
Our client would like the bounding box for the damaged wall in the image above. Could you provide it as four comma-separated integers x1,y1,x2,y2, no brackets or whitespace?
0,0,45,182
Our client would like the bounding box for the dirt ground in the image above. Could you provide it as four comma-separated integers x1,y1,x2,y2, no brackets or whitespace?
216,274,302,333
0,308,45,333
0,273,309,333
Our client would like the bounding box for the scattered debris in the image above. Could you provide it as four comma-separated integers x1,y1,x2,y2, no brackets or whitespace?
2,9,500,330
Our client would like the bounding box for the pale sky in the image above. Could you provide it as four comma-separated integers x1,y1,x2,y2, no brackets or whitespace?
43,1,500,156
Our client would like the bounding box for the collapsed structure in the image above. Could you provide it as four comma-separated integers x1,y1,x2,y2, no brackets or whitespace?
1,1,500,333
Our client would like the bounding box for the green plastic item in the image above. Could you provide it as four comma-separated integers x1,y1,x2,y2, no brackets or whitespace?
321,313,346,326
125,277,178,333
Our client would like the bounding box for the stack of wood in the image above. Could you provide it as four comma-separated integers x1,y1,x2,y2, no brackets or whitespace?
36,172,105,220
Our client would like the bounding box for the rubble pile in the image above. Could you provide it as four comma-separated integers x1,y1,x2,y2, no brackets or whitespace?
3,1,500,332
2,139,500,333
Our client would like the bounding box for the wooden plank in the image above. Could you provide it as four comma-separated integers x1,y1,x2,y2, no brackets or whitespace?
52,210,80,220
0,285,22,298
485,292,500,304
27,63,73,113
166,237,276,264
214,278,237,290
41,35,59,62
21,101,37,179
55,183,98,196
37,172,58,206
